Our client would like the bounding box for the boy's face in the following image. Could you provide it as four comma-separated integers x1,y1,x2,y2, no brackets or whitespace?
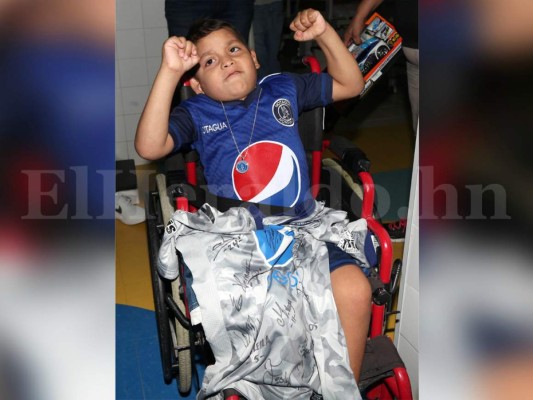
190,28,260,101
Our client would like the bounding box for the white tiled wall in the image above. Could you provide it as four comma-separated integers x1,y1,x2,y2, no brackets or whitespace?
116,0,167,165
395,132,419,399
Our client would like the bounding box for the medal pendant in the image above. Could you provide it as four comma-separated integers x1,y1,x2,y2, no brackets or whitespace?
236,159,249,174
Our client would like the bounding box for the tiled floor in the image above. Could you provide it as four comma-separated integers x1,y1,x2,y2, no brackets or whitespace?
116,51,416,399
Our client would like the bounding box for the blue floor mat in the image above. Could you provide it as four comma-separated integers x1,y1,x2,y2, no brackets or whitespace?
116,304,205,399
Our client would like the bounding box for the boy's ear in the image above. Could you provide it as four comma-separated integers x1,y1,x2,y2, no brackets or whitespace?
251,50,260,70
189,77,204,95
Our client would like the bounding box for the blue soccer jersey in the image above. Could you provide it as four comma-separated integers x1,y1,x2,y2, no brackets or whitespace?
168,72,333,208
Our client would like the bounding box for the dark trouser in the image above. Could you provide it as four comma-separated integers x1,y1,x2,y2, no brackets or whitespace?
165,0,255,43
253,1,284,78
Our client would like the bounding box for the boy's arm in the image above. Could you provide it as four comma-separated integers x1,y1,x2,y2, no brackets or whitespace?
290,9,364,102
135,37,199,160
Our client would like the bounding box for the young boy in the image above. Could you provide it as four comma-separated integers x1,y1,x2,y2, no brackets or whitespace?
136,8,371,381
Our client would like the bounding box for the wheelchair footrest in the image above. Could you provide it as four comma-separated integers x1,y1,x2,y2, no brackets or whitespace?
358,335,405,392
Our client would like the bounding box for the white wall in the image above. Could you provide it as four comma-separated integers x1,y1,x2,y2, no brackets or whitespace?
394,131,419,398
116,0,168,165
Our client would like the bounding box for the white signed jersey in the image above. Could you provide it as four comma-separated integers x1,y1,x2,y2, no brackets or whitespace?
158,202,367,399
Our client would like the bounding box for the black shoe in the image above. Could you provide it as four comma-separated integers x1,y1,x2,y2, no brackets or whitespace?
384,219,407,240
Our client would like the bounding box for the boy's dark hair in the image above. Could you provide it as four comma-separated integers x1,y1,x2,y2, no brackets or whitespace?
186,18,247,46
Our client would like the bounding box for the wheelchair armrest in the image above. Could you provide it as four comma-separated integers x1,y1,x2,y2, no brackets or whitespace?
168,182,207,209
328,135,371,174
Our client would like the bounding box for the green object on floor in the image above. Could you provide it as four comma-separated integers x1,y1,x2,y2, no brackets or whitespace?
372,168,412,222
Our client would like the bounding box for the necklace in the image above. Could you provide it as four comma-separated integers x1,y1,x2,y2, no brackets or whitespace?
220,88,262,174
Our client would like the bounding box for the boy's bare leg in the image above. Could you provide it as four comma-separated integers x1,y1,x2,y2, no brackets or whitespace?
330,265,372,381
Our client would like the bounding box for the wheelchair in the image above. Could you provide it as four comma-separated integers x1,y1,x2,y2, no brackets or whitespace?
145,57,413,399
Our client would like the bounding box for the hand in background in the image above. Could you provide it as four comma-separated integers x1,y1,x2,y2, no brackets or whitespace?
344,15,366,45
344,0,384,45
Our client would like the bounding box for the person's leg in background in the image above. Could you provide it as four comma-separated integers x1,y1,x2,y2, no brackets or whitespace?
165,0,253,42
331,264,373,381
164,0,218,116
220,0,255,45
403,46,419,133
253,0,284,78
165,0,214,37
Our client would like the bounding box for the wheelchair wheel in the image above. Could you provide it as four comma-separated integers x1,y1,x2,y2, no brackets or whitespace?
170,279,192,393
146,203,174,384
144,174,193,394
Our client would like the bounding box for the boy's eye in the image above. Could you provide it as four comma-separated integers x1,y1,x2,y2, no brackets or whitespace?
205,58,214,66
229,46,240,53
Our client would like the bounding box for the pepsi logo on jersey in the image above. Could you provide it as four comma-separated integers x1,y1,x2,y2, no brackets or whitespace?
254,225,295,268
232,141,301,207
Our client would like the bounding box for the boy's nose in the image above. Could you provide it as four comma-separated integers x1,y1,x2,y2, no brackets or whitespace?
222,57,234,68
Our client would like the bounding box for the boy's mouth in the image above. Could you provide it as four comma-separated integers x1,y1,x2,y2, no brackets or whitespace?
225,70,241,80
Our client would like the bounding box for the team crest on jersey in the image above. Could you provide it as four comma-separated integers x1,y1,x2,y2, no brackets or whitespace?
272,98,294,127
